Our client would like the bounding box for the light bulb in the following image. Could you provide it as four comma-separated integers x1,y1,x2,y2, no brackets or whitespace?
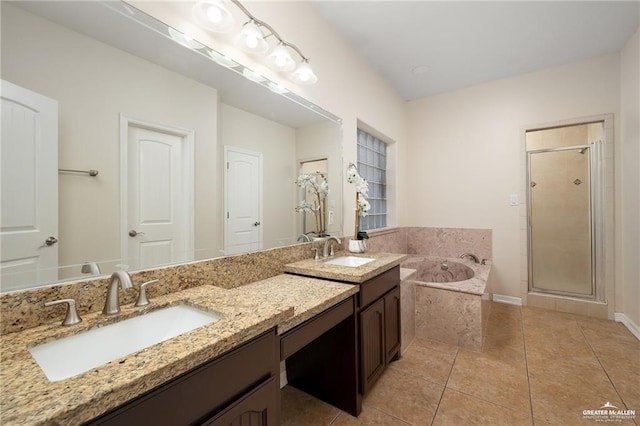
192,0,234,33
267,44,295,71
206,6,222,24
246,34,258,49
236,20,267,53
291,61,318,85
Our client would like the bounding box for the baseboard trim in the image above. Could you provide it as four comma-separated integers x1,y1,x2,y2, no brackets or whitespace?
492,294,523,306
614,313,640,341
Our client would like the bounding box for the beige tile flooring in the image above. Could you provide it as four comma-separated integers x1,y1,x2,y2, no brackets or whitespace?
281,302,639,425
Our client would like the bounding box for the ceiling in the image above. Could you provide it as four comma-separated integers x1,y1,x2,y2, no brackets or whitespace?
311,1,640,101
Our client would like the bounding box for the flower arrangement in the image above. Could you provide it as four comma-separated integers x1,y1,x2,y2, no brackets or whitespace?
295,173,329,237
346,163,371,240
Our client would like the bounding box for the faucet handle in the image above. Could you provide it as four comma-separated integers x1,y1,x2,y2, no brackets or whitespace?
45,299,82,326
135,279,159,307
312,247,320,261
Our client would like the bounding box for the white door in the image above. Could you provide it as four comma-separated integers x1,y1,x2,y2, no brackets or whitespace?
224,146,262,255
1,80,58,291
124,120,194,270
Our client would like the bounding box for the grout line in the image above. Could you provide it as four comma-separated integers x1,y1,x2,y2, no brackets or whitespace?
521,305,536,425
577,322,631,413
430,347,459,425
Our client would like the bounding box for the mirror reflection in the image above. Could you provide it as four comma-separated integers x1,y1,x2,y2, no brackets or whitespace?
0,1,342,291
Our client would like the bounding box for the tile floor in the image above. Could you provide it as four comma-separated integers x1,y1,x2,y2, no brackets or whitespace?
281,302,639,425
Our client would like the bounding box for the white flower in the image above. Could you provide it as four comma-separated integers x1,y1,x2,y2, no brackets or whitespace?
295,200,316,213
295,174,313,188
355,176,369,197
358,197,370,216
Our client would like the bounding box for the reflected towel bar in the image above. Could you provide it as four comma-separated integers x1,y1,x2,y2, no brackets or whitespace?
58,168,99,176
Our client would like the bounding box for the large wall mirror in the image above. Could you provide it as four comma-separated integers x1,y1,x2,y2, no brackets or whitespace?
1,1,343,291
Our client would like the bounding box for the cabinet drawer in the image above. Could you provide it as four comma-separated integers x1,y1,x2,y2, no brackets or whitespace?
359,266,400,309
87,329,278,426
203,377,278,426
280,297,354,360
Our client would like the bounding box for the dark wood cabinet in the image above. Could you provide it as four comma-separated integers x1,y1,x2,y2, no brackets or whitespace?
359,298,386,393
384,286,401,361
203,377,277,426
357,266,401,395
85,329,279,426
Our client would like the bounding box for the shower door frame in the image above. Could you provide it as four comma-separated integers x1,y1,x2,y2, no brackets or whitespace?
525,121,607,302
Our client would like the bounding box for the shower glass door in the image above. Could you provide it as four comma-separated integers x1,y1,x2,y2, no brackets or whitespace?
526,122,603,299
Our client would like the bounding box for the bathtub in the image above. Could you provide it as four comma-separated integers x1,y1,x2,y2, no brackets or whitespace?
401,255,492,351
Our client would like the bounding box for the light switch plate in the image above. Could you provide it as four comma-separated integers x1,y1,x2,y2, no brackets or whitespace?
510,194,519,206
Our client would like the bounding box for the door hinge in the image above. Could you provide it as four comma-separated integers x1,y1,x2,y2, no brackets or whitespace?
227,162,229,169
227,212,229,219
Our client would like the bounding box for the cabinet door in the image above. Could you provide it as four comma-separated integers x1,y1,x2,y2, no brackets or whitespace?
204,377,277,426
384,287,401,362
359,298,385,394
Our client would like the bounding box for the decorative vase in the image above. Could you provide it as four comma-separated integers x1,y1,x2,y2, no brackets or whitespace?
348,239,366,253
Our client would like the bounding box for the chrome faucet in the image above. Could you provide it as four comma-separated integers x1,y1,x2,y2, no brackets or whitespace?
459,253,480,264
323,236,342,257
103,271,134,315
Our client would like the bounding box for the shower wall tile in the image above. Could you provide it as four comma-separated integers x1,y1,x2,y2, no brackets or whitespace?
406,227,492,260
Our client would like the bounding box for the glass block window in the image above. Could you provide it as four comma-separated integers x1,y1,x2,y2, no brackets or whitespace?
357,129,387,230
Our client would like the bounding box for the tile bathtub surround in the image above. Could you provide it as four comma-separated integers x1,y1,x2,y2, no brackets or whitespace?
363,227,408,253
1,241,327,335
281,303,640,425
415,286,485,351
406,227,492,259
360,226,492,260
400,268,417,354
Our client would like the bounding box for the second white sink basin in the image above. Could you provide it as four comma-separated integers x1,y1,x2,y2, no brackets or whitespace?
324,256,375,267
29,304,220,382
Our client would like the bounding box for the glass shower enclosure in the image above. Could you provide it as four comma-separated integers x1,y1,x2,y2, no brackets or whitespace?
526,122,605,300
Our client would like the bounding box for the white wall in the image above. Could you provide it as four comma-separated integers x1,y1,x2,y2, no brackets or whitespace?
405,54,621,299
1,4,220,274
619,28,640,326
219,103,297,248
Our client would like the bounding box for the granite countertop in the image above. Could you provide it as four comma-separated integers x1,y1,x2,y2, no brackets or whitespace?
284,252,408,283
228,274,359,334
0,273,356,425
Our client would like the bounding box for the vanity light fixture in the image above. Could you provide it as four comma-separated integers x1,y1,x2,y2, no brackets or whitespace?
267,43,296,72
236,19,268,53
192,0,318,84
291,59,318,85
192,0,235,33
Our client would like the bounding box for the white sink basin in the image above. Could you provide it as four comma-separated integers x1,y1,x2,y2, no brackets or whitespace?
29,304,220,382
324,256,375,267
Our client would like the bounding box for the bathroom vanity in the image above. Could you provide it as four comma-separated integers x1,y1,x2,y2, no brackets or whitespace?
284,252,406,401
87,329,279,425
0,254,405,425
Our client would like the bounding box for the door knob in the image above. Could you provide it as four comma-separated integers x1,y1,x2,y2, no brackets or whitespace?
253,221,261,227
44,236,58,246
128,230,145,237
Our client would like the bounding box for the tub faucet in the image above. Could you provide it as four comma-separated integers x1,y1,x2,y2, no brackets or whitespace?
323,236,342,257
459,253,480,264
103,271,134,315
